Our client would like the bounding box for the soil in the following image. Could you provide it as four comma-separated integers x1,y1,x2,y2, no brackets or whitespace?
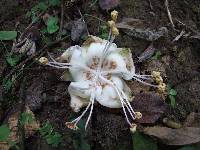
0,0,200,150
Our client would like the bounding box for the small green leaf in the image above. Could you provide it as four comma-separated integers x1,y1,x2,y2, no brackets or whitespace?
47,16,59,34
151,51,161,60
46,132,62,147
169,89,177,96
49,0,61,6
0,31,17,40
169,95,176,108
0,124,10,141
132,131,158,150
2,78,12,91
19,112,33,125
39,122,53,136
37,2,48,11
6,54,21,67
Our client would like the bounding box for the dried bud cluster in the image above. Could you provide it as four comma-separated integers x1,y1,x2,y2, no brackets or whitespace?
152,71,166,94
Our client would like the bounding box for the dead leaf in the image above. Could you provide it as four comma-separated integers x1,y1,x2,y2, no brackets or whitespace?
183,112,200,127
0,106,40,149
99,0,120,10
143,126,200,145
138,43,155,62
131,93,167,123
68,18,87,42
116,18,168,41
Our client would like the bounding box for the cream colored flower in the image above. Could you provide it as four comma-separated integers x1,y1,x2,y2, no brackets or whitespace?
39,12,165,129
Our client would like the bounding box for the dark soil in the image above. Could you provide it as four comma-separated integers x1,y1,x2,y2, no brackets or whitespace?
0,0,200,150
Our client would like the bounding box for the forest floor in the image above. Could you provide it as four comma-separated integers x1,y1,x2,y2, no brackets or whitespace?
0,0,200,150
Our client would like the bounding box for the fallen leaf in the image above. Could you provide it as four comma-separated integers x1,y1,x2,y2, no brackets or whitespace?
99,0,120,10
143,126,200,145
0,106,40,149
138,43,156,62
71,19,88,42
183,112,200,127
117,18,168,41
131,93,167,124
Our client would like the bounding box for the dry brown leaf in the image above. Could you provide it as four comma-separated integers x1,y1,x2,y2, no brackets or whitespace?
116,18,168,41
143,126,200,145
183,112,200,127
0,106,40,149
99,0,120,10
131,93,167,124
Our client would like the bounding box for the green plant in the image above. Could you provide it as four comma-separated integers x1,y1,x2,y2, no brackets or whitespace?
47,16,59,34
151,51,161,60
99,25,109,39
72,119,90,150
39,122,62,147
2,78,13,91
0,124,10,142
0,31,17,40
26,0,60,23
167,85,177,108
19,112,33,126
132,131,157,150
5,53,21,67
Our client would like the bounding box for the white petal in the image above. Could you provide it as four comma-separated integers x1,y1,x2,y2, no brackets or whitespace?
69,46,87,81
96,76,123,108
68,81,92,99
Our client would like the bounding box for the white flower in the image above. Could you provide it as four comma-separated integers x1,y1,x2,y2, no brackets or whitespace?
39,11,165,129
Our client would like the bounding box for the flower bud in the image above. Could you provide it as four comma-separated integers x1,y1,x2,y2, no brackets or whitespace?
152,71,161,79
111,27,119,36
158,83,166,93
130,123,137,133
39,57,48,65
135,112,142,119
108,20,115,28
111,10,118,22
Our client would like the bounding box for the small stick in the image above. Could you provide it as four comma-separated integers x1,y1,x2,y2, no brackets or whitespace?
77,7,90,36
165,0,175,28
148,0,153,10
172,30,185,42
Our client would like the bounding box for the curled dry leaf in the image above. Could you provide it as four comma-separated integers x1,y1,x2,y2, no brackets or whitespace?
64,19,88,42
99,0,120,10
138,43,155,62
13,26,40,55
143,126,200,145
116,18,168,41
131,93,167,124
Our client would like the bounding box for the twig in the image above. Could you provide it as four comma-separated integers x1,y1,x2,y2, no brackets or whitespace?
77,7,90,36
4,36,70,82
165,0,175,28
148,0,153,10
172,30,185,42
175,19,200,34
84,14,106,24
58,0,64,40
